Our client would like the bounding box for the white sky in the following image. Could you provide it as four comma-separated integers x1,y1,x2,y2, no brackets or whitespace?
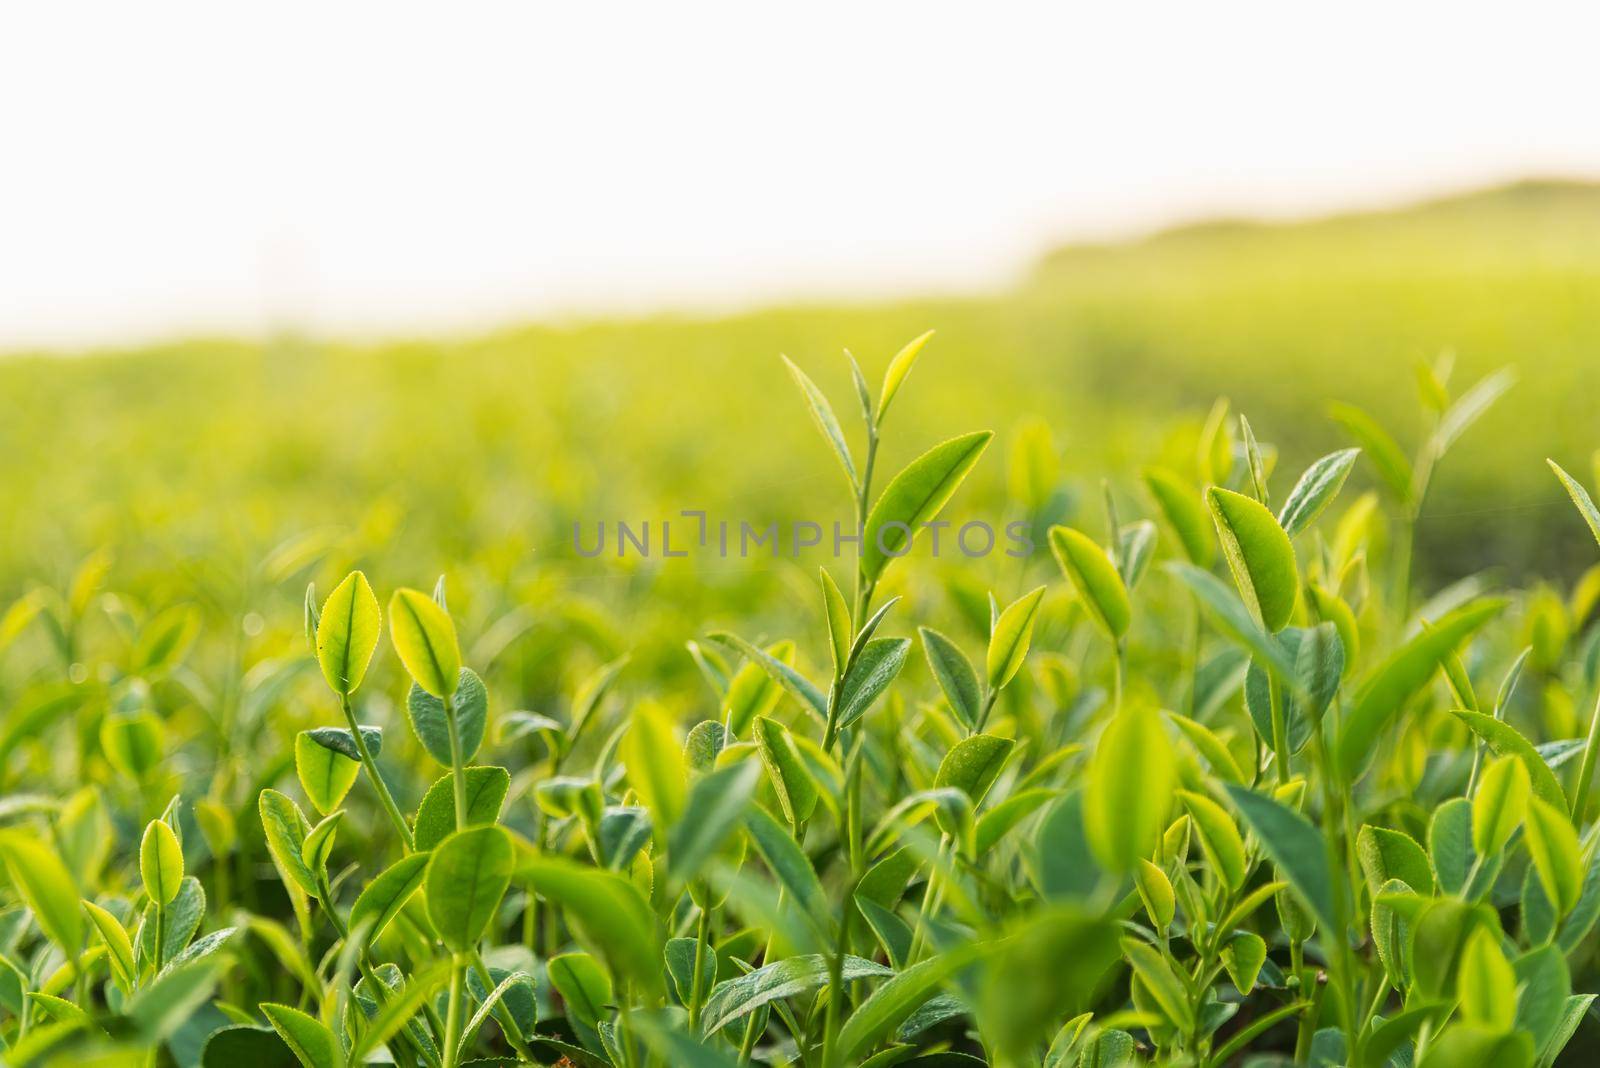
4,1,1600,349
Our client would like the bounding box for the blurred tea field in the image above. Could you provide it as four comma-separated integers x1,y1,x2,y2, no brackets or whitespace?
4,180,1599,705
6,182,1599,583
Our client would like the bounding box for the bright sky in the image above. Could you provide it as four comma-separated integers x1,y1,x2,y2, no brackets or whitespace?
4,2,1600,349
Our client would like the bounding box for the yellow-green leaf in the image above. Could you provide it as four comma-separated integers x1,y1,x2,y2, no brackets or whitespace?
1142,466,1213,567
387,588,461,699
316,571,381,696
295,731,361,815
1049,526,1131,641
1458,927,1516,1030
1525,796,1582,916
140,819,184,905
1085,705,1173,871
820,568,852,680
0,831,85,953
622,702,687,830
1207,486,1298,632
1472,754,1529,858
862,431,993,582
876,329,934,425
987,586,1046,693
425,825,513,951
1178,790,1247,891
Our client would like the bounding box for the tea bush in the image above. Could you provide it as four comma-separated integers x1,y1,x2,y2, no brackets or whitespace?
2,333,1598,1068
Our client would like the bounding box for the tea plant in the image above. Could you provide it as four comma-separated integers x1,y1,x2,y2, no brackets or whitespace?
1,333,1598,1068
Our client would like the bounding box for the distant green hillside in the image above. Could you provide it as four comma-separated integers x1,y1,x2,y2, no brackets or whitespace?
2,179,1598,610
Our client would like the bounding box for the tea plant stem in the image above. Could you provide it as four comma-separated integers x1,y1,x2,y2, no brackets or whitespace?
1113,639,1127,711
1571,685,1600,820
819,871,863,1068
844,737,865,874
906,835,950,963
1395,434,1438,625
319,889,442,1068
687,899,713,1032
1308,722,1358,1058
341,692,416,851
975,689,999,733
153,902,166,973
1267,678,1291,784
737,1012,762,1063
445,712,468,833
852,419,880,622
442,953,465,1068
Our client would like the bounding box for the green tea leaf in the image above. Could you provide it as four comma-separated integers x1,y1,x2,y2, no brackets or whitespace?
980,907,1119,1059
708,631,828,722
836,944,984,1063
1438,369,1515,453
669,758,761,889
1085,705,1173,871
986,586,1046,693
836,636,911,731
1356,825,1434,896
425,825,513,951
1471,754,1529,857
258,789,317,899
1277,448,1360,537
1135,860,1175,931
351,958,452,1062
782,356,857,487
413,765,510,851
201,1026,297,1068
261,1002,340,1068
1452,713,1561,805
519,853,663,997
1166,712,1245,784
1328,401,1413,503
1411,898,1496,1001
406,666,488,766
820,568,852,679
548,952,612,1030
349,852,431,946
388,587,462,699
295,731,361,815
1550,458,1600,549
1336,599,1506,775
862,431,993,582
1221,930,1267,995
1457,927,1516,1029
877,330,934,425
140,819,184,905
1512,944,1570,1052
1207,486,1298,632
1178,790,1247,892
622,701,688,830
920,627,982,729
935,733,1015,810
1165,562,1298,685
1049,526,1131,641
1224,784,1335,934
1524,796,1582,915
1142,466,1213,566
316,570,381,696
700,954,890,1036
82,900,136,992
1122,937,1192,1031
753,716,818,831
